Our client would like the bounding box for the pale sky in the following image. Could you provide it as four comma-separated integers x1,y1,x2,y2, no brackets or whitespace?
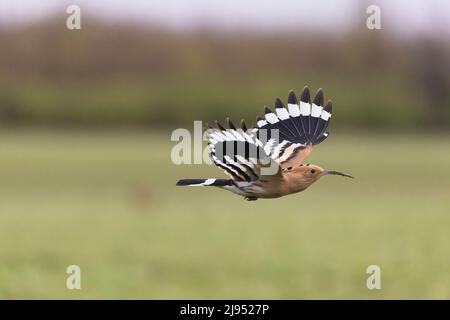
1,0,449,36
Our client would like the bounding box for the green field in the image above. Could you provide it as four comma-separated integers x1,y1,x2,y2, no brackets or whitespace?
0,130,449,299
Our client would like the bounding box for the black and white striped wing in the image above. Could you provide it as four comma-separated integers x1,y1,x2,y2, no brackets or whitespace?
255,86,332,165
207,119,282,181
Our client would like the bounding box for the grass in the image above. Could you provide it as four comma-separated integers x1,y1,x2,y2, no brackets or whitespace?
0,129,449,299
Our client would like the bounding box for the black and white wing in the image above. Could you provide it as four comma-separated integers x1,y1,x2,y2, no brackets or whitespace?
255,86,333,168
206,119,282,181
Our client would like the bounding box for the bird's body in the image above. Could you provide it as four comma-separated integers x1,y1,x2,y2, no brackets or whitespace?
176,86,353,200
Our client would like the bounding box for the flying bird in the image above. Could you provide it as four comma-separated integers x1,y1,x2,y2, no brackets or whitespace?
176,86,353,201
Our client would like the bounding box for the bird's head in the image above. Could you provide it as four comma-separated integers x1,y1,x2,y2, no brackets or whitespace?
285,164,354,188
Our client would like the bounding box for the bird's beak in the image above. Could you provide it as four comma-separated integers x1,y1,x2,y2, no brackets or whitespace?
324,170,354,179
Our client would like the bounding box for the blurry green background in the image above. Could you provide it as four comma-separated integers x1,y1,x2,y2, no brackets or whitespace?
0,0,449,299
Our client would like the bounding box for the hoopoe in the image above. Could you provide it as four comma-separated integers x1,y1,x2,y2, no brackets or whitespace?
176,86,353,201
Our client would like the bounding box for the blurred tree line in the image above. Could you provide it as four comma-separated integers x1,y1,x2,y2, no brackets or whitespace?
0,17,449,130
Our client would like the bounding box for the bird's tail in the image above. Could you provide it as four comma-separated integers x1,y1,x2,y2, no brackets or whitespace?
176,178,232,187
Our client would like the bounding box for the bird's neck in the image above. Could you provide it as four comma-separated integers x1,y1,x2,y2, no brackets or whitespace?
282,173,310,194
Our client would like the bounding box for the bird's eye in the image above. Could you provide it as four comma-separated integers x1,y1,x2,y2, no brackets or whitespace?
310,169,316,174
